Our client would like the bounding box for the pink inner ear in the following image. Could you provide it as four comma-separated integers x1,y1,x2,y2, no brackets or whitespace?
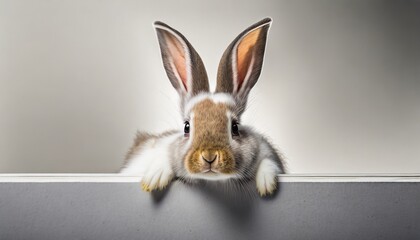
236,28,261,91
166,33,188,91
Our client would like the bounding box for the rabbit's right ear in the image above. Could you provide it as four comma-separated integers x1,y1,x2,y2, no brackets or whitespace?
216,18,272,110
154,21,209,98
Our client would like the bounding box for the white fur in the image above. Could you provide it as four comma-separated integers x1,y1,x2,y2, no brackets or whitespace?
210,92,236,105
184,92,235,116
256,158,280,196
121,133,180,191
184,92,209,114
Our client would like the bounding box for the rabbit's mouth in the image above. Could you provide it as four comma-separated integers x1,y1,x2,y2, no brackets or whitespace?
201,168,223,175
184,148,236,176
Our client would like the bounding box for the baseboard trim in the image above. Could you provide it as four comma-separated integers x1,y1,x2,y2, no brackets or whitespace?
0,173,419,182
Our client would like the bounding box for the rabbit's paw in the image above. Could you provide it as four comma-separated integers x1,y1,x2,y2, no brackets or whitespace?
256,158,280,197
141,160,174,192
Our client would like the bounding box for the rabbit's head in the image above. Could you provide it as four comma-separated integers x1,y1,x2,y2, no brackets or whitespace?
155,18,271,180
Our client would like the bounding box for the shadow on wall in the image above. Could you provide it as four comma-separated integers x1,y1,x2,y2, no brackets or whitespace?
151,179,283,225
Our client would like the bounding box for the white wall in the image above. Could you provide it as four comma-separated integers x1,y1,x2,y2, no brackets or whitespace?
1,0,419,173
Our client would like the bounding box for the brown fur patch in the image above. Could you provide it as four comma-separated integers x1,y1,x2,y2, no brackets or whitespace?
185,99,235,174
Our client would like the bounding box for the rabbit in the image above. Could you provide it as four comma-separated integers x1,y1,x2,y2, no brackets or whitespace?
121,18,286,196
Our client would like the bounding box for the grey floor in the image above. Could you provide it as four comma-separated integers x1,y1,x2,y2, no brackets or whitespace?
0,181,419,240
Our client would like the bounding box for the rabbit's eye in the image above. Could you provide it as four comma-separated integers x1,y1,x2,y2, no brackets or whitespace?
232,121,239,136
184,121,190,136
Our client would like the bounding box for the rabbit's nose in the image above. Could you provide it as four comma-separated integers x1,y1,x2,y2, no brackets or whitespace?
201,150,218,164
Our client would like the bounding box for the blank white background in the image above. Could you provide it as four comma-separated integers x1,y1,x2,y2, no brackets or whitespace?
1,0,419,173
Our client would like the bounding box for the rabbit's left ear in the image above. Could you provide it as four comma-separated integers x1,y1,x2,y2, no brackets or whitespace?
155,21,209,97
216,18,271,101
